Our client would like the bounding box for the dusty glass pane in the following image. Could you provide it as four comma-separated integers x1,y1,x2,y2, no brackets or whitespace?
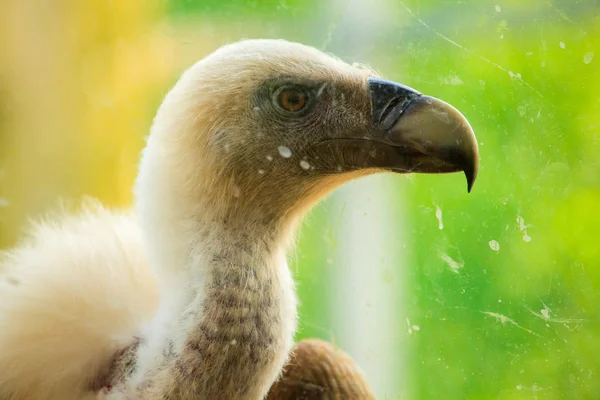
0,0,597,398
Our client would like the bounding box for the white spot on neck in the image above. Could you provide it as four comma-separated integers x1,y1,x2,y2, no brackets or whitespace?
299,160,310,170
277,146,292,158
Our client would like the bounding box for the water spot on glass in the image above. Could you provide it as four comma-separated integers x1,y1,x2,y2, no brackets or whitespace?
435,205,443,230
381,268,394,283
223,143,231,153
316,83,328,98
440,253,463,273
258,169,265,175
489,240,500,251
516,215,531,242
266,155,273,161
336,165,343,172
584,52,594,64
406,318,420,335
232,185,241,198
299,160,310,170
277,145,292,158
559,41,566,49
326,258,334,265
253,106,260,112
440,75,464,85
0,198,8,207
494,5,501,12
230,339,237,345
4,276,19,286
540,308,550,319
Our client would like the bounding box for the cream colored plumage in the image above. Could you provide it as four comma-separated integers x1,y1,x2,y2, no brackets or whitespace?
0,39,478,400
0,205,156,399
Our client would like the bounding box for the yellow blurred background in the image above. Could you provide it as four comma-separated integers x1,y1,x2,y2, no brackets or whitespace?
0,0,260,245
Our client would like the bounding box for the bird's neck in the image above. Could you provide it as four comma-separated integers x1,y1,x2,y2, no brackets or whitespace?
126,194,298,399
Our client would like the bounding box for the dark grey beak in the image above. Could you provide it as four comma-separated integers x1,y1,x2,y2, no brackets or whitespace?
368,78,479,192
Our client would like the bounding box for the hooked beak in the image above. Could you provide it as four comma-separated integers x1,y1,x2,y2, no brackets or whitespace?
368,77,479,192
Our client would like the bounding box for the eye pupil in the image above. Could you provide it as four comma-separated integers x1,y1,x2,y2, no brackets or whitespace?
288,94,300,104
278,88,306,112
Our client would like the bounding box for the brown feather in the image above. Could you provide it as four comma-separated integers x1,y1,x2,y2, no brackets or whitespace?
267,339,376,400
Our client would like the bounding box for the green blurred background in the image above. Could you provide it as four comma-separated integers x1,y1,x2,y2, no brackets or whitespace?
0,0,598,399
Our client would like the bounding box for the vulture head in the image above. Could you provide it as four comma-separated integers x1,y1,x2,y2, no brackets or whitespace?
137,39,478,243
123,39,479,398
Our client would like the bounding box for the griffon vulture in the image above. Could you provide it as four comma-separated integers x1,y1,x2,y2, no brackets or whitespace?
0,39,478,400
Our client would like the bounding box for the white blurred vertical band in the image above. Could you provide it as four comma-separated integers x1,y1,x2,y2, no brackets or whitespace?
324,0,408,397
331,176,407,398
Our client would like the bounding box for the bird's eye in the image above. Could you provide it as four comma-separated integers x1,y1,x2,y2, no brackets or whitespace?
276,87,307,113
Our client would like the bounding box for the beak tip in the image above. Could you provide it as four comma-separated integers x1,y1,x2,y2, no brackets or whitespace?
467,177,474,193
465,162,478,193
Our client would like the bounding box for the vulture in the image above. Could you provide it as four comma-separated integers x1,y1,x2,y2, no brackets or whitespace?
0,39,478,400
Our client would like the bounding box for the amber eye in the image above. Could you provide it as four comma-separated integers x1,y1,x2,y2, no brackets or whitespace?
276,87,307,113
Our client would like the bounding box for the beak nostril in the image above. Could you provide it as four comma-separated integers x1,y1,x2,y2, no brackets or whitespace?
368,77,421,127
379,96,414,130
